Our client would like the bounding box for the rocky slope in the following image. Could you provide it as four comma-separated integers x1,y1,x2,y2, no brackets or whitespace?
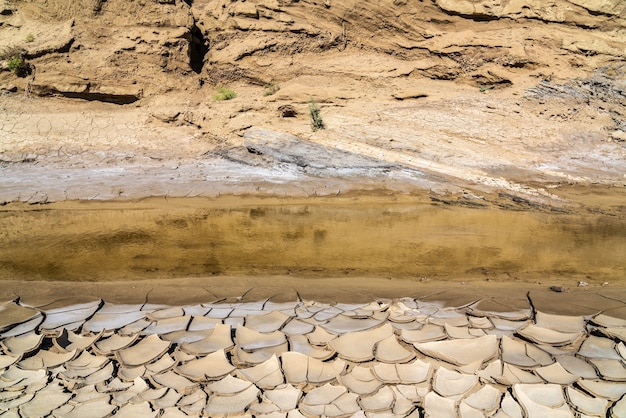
1,0,625,207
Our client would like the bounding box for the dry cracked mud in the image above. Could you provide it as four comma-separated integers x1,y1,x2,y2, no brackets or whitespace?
1,295,626,417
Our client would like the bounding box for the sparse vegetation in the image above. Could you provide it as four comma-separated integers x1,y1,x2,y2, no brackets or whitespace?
24,33,34,43
263,83,280,97
1,46,29,77
213,86,237,101
309,99,325,131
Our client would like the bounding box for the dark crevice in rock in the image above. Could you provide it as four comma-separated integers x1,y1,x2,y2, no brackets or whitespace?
54,91,140,105
438,10,500,22
189,25,208,74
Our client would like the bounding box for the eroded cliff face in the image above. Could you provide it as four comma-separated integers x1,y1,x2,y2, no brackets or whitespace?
0,0,625,206
2,0,625,98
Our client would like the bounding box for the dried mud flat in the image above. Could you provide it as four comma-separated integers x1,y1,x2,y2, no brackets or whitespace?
1,293,626,417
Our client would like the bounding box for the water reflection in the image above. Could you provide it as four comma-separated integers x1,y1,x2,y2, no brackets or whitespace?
0,197,624,282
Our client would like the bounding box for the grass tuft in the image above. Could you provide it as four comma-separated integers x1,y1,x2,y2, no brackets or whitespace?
1,46,29,77
213,86,237,101
309,99,325,131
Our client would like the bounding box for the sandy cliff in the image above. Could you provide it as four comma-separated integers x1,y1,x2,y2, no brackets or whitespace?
1,0,625,208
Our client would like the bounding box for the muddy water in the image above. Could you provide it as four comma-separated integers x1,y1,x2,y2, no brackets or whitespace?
0,195,624,283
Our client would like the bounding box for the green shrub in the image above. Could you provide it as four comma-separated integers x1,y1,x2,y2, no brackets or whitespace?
263,83,280,97
1,46,29,77
309,99,325,131
213,86,237,101
24,33,34,43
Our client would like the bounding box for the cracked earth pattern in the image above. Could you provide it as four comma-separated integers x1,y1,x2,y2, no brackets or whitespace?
1,296,626,417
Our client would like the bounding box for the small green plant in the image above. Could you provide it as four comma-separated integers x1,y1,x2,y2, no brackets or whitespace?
309,99,325,131
263,83,280,97
1,46,29,77
24,33,34,43
213,86,237,101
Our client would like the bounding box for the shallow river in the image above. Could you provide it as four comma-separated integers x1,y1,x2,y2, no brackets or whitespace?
0,195,624,283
